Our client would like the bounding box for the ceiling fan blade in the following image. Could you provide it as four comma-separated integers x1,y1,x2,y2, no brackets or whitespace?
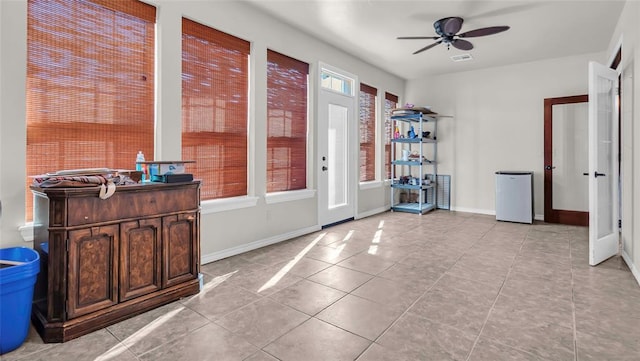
458,26,510,38
413,40,442,55
452,39,474,51
438,17,463,36
397,36,440,40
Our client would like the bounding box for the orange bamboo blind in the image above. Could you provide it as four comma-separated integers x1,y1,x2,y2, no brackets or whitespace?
182,18,250,200
384,92,399,179
359,83,377,182
26,0,156,220
266,50,309,192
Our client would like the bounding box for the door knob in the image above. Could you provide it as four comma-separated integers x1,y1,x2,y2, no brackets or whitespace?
544,165,556,170
322,166,328,171
595,172,606,177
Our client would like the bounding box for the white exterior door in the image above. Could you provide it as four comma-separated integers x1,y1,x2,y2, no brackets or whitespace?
318,65,357,227
588,61,619,266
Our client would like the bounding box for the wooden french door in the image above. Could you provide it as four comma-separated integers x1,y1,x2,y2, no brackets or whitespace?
544,95,589,226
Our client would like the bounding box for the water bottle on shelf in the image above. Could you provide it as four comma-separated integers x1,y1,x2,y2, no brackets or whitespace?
136,151,146,182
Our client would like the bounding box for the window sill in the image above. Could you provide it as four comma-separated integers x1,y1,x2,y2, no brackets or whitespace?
359,180,384,190
201,196,259,214
265,189,316,204
19,223,34,242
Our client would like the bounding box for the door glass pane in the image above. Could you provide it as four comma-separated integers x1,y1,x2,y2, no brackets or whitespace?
552,103,588,211
328,103,348,209
596,76,614,238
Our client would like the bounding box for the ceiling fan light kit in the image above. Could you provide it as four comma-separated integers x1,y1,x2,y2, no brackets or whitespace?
398,16,510,55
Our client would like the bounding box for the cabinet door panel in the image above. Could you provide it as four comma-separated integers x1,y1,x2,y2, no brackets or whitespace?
67,225,119,319
163,213,198,287
120,218,162,301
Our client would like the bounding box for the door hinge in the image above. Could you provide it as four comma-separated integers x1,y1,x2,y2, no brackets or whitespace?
618,219,622,229
65,239,69,252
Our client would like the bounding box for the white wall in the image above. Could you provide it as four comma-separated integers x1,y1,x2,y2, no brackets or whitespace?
0,0,405,261
405,52,605,219
0,0,27,248
608,0,640,284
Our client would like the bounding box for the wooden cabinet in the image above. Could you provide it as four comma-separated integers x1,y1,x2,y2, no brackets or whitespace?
31,181,201,343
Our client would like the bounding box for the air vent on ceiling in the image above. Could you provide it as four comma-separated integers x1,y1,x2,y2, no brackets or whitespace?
450,53,473,62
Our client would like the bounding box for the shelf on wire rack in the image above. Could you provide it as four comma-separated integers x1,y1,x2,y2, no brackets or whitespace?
391,202,436,214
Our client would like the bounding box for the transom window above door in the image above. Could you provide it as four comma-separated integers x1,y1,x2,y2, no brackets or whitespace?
321,69,354,96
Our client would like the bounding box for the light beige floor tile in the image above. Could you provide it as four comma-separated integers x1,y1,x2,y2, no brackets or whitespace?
356,342,415,361
16,329,138,361
303,244,363,264
307,265,373,292
468,338,551,361
575,329,640,361
377,261,446,289
263,318,370,361
482,311,575,360
138,323,258,361
336,252,396,275
316,294,402,341
269,279,346,315
244,350,280,361
107,301,209,356
225,262,304,296
215,298,309,348
181,282,262,321
352,276,425,310
408,279,497,334
11,212,640,361
377,313,476,361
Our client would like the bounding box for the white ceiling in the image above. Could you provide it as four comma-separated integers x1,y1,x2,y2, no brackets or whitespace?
243,0,625,80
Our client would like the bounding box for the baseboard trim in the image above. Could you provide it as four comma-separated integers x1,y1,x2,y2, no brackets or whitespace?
621,249,640,287
201,225,321,265
450,206,544,221
357,206,389,219
450,206,493,216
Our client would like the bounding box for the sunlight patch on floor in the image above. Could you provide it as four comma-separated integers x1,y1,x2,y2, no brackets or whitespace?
94,306,185,360
368,221,385,254
258,232,326,293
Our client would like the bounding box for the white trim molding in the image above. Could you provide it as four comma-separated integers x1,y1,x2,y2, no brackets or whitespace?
622,249,640,287
265,189,315,204
201,224,320,264
201,196,260,214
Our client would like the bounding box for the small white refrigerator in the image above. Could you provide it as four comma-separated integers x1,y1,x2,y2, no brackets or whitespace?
495,171,533,224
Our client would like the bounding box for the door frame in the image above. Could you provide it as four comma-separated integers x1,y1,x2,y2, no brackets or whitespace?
317,63,358,227
543,94,589,226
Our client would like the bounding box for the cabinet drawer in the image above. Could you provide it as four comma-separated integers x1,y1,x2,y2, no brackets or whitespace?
68,185,198,226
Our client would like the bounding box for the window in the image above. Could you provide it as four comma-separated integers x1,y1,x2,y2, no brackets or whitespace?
359,84,377,182
182,18,250,200
267,50,309,192
321,69,354,96
26,0,156,220
384,92,399,179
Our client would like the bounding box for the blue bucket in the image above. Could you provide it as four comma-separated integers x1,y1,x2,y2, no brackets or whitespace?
0,247,40,355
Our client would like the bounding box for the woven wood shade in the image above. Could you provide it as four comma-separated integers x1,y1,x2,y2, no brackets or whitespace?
182,18,250,200
266,50,309,192
359,83,377,182
26,0,156,220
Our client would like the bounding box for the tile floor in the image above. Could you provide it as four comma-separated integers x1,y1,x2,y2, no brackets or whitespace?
5,210,640,361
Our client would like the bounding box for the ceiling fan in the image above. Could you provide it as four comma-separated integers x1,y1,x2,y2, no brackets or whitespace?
398,17,510,54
